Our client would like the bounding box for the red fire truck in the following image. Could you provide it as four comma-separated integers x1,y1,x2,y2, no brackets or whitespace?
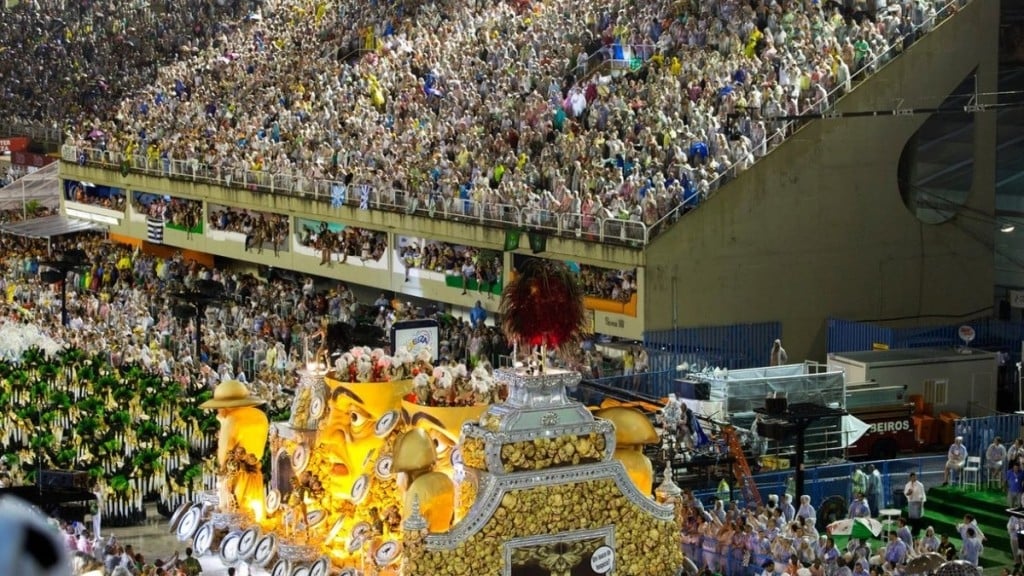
844,386,923,460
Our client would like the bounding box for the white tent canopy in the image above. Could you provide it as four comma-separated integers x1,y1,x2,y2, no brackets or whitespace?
0,161,61,211
0,213,98,238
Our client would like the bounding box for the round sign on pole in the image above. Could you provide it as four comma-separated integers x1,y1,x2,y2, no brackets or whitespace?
590,545,615,574
959,325,976,345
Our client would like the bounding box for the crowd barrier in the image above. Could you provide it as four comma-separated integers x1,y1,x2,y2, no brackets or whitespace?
693,454,947,513
829,316,1021,362
953,413,1024,463
60,144,651,246
59,0,971,248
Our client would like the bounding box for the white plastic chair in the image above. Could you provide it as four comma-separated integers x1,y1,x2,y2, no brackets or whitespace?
961,456,981,490
987,462,1004,489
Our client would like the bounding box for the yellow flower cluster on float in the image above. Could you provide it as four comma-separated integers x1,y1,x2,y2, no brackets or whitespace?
499,433,606,472
404,479,682,576
459,433,607,474
459,438,487,470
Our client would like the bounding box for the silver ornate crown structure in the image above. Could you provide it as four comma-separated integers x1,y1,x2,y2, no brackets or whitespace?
426,367,674,550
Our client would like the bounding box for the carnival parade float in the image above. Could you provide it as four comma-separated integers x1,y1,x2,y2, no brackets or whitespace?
171,259,685,576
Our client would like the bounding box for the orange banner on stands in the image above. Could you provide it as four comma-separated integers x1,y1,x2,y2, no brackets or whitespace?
584,293,638,317
107,234,215,268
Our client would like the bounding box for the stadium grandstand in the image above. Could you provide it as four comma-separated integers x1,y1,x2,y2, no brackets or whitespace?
2,0,997,360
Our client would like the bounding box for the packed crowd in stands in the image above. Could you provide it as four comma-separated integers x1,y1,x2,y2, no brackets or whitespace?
207,204,290,254
0,0,242,131
65,182,127,210
296,220,389,264
132,194,202,231
579,264,637,301
59,0,962,242
0,220,499,393
400,241,502,294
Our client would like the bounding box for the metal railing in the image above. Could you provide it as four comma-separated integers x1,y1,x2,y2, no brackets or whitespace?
0,120,62,149
60,144,651,246
954,413,1024,460
61,0,971,248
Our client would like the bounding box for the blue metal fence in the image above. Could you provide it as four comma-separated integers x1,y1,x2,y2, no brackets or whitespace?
828,316,1024,361
645,321,782,370
827,317,895,353
692,454,946,512
953,413,1024,461
579,370,679,400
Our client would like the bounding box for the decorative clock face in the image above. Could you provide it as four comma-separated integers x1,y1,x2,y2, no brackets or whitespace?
176,508,201,541
266,489,281,514
254,534,277,565
291,567,310,576
451,447,464,467
292,445,309,472
375,541,401,566
271,559,290,576
351,474,370,503
239,528,259,556
221,534,240,563
309,394,325,420
374,455,393,479
193,523,213,555
310,557,330,576
305,509,326,529
168,502,192,533
352,522,370,541
375,410,399,437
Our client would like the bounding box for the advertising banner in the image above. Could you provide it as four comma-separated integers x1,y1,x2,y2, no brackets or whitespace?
391,319,439,361
0,137,30,154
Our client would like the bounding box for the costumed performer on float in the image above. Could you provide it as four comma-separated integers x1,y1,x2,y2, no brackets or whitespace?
200,380,270,514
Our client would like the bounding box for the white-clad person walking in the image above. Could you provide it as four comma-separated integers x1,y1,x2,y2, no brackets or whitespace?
904,471,927,535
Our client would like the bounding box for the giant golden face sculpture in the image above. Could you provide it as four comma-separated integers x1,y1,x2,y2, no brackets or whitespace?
401,401,489,476
318,377,412,497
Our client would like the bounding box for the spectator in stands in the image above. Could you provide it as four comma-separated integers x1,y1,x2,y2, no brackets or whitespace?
896,517,913,548
987,436,1007,488
937,533,956,560
470,301,487,329
797,495,816,526
63,0,958,250
851,466,868,503
1010,438,1024,468
1008,515,1024,563
943,436,968,486
883,530,908,567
